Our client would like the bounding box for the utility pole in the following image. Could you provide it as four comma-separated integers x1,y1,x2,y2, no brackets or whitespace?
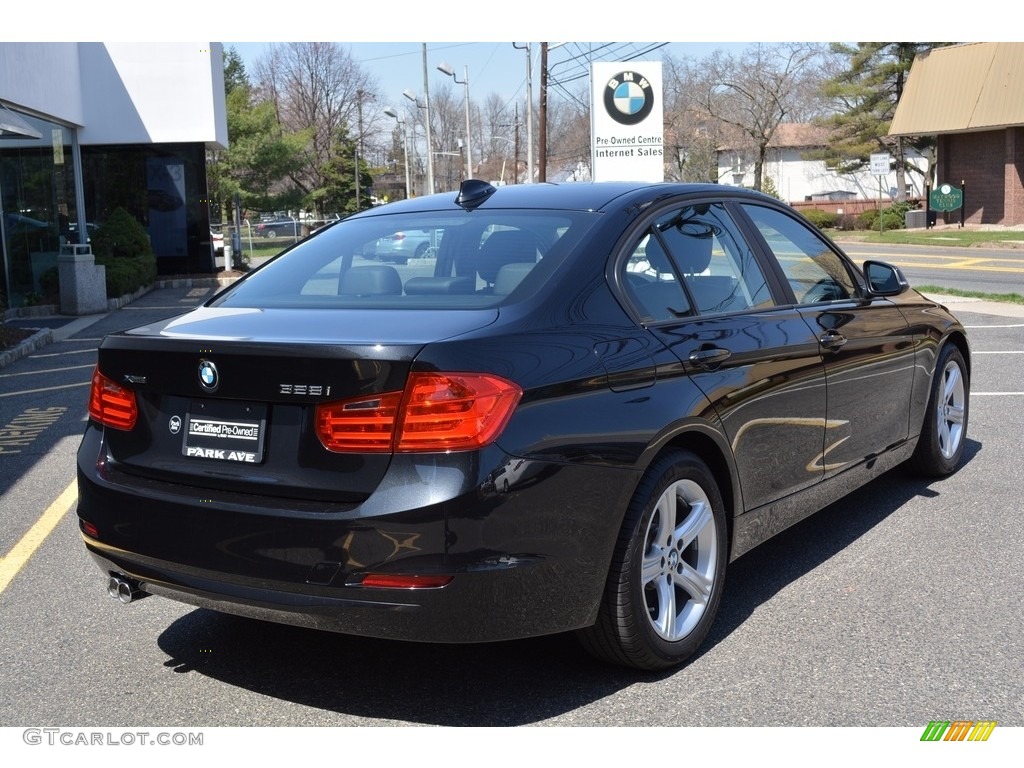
422,44,435,195
513,43,534,183
355,89,364,211
538,42,548,183
513,104,520,184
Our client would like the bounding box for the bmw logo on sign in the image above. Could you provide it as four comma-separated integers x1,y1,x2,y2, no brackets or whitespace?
604,71,655,126
198,359,219,392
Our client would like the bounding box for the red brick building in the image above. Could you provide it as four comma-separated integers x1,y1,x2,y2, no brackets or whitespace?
889,42,1024,225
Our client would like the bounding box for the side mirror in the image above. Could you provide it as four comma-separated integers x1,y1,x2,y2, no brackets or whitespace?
864,260,910,297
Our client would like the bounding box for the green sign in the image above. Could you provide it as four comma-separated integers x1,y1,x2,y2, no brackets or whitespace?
930,183,963,212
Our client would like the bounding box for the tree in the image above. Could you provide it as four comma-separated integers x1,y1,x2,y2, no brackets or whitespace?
207,49,305,221
252,42,379,214
207,83,307,219
222,45,248,96
662,53,724,182
698,43,827,192
544,85,591,181
818,43,954,199
314,130,374,216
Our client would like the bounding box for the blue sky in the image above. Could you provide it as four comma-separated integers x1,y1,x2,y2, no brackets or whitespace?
226,42,753,112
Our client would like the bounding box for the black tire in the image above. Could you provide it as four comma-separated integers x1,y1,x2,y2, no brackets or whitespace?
909,343,969,476
578,451,727,670
264,230,277,239
414,242,428,259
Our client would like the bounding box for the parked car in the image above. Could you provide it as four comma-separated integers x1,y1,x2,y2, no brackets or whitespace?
210,230,224,254
78,180,970,670
67,222,99,243
255,215,298,239
369,228,441,263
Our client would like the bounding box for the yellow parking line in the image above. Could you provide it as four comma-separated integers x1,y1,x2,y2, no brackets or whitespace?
0,479,77,596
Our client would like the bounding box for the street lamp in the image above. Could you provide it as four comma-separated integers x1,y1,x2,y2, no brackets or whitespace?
403,88,434,194
437,61,472,180
383,107,412,199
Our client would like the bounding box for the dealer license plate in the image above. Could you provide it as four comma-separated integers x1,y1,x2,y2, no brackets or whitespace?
182,400,267,463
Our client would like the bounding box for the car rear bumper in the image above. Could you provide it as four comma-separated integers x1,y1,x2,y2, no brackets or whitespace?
76,428,638,643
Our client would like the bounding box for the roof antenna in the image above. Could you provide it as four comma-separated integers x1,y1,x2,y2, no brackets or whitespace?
455,179,497,210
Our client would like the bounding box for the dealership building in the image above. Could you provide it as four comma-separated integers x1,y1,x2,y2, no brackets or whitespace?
0,42,227,308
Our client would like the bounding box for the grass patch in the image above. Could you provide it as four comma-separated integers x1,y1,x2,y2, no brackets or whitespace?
916,285,1024,305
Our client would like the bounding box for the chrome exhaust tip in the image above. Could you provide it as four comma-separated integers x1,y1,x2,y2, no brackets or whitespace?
107,574,148,604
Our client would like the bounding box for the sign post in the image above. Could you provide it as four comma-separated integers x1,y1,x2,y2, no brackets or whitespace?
869,153,891,235
929,183,964,228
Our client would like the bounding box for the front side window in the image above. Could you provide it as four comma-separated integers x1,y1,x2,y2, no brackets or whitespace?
740,204,857,305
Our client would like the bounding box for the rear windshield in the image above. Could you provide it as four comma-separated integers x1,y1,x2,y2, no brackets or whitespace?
212,209,598,310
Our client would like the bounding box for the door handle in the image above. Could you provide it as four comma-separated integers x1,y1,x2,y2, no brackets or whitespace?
818,330,848,350
688,346,732,369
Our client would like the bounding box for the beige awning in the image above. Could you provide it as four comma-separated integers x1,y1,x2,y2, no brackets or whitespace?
889,42,1024,136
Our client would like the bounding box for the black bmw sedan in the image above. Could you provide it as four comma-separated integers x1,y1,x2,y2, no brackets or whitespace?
77,181,969,670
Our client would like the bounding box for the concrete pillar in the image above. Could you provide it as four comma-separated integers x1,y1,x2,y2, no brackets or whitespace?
58,244,106,315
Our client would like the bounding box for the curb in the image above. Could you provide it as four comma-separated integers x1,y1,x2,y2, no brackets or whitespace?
156,276,238,290
0,327,53,369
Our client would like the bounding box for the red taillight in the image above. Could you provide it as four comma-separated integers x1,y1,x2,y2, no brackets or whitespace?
315,373,521,453
88,368,138,431
315,391,403,452
393,232,406,241
359,573,453,589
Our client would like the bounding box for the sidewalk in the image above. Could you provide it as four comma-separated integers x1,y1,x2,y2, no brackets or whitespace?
923,293,1024,319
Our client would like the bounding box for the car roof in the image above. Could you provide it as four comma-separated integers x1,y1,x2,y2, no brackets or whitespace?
350,181,778,218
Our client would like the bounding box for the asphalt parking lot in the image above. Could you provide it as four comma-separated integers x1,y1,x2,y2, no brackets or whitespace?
0,285,1022,742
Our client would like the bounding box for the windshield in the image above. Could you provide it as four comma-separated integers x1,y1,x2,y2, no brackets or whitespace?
212,209,599,310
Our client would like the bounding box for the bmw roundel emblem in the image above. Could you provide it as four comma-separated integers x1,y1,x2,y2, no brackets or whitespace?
604,71,655,126
198,359,219,392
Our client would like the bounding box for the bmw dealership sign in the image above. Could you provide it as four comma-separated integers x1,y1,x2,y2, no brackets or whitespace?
591,62,664,182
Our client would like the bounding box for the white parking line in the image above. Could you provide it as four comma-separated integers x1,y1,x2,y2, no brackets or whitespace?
0,381,90,398
29,348,97,359
0,364,95,378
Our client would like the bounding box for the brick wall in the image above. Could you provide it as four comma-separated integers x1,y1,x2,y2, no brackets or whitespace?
938,128,1024,225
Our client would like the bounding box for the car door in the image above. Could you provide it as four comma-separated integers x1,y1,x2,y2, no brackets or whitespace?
619,201,829,512
737,203,916,476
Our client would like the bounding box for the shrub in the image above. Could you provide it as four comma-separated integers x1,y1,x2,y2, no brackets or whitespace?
39,267,60,302
97,254,158,297
859,209,880,230
859,201,920,232
37,253,156,301
92,207,153,259
801,209,837,230
836,213,859,231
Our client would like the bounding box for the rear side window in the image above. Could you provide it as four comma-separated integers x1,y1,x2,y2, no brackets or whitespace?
741,204,857,304
620,202,774,323
213,211,596,310
657,203,773,314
